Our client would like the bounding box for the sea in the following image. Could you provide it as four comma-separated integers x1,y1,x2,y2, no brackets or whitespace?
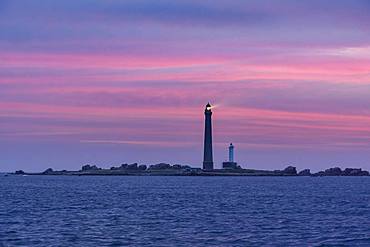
1,175,370,246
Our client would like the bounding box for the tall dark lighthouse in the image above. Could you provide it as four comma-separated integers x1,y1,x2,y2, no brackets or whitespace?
203,103,214,170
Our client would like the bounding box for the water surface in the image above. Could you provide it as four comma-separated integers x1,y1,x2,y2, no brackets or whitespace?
1,175,370,246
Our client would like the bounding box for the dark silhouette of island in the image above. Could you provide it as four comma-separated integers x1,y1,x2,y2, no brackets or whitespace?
12,164,370,177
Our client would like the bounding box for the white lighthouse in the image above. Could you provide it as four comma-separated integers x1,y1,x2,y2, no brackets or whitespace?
228,143,234,162
223,143,238,169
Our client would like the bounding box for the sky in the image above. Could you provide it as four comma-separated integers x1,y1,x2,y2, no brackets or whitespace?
1,0,370,172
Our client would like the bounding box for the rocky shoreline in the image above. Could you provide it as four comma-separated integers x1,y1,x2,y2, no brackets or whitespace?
12,164,370,177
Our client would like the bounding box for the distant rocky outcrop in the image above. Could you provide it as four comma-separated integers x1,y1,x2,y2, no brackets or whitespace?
109,163,147,171
110,164,128,170
342,168,369,176
13,163,370,177
149,163,191,170
127,163,138,170
81,164,100,171
172,164,183,169
149,163,171,170
324,167,342,176
175,164,191,170
42,168,54,175
313,167,369,176
138,165,147,170
271,166,298,176
298,169,311,176
86,163,192,172
119,164,128,170
282,166,297,175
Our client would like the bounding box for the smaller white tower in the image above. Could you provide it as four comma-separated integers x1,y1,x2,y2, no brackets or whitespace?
228,143,234,162
223,143,238,169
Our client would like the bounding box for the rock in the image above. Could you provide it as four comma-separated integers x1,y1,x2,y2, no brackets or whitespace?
15,170,25,175
172,164,191,170
324,167,342,176
343,168,369,176
138,165,147,170
81,164,90,171
313,167,370,176
149,163,171,170
81,164,99,171
173,164,182,170
343,168,359,176
360,170,370,176
42,168,54,175
127,163,138,170
119,164,128,170
313,171,326,176
298,169,311,176
282,166,297,175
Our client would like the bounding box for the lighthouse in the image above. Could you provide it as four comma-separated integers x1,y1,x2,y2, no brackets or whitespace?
229,143,234,162
223,143,238,169
203,103,214,170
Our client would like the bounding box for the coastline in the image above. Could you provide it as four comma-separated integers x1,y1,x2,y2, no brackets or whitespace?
11,165,370,177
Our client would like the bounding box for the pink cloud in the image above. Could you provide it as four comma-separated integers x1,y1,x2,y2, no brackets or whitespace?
1,100,369,151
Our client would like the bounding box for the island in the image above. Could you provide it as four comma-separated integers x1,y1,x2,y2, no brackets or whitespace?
12,164,370,177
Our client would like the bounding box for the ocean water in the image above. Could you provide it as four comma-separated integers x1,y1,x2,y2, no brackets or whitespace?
1,175,370,246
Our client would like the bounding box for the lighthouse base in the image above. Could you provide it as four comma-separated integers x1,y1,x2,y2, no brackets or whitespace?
203,161,214,171
222,162,239,169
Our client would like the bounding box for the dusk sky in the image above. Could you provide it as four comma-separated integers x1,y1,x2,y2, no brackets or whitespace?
1,0,370,172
